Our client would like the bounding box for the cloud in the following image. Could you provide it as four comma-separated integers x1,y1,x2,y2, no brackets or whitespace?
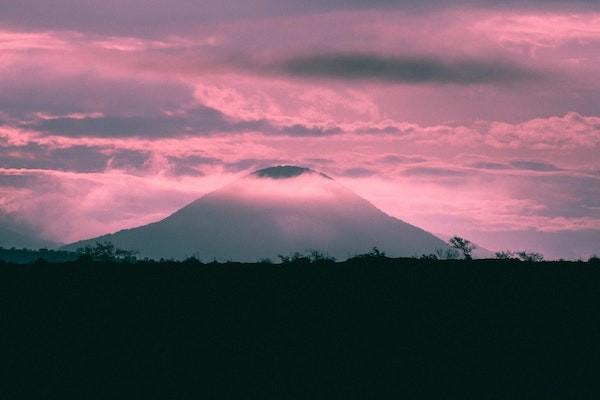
470,161,511,170
470,160,562,172
341,167,376,177
280,124,343,136
21,110,347,138
0,143,109,172
277,53,540,84
0,1,594,38
0,142,154,173
108,150,152,171
0,68,195,119
26,106,231,138
0,168,219,243
379,154,427,164
167,155,222,176
521,174,600,219
0,173,37,188
510,160,561,171
0,211,56,248
486,113,600,149
402,166,469,178
224,158,290,172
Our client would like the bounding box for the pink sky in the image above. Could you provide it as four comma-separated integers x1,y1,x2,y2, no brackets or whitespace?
0,1,599,258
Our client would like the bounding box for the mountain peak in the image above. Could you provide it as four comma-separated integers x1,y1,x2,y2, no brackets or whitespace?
65,164,446,261
253,165,332,180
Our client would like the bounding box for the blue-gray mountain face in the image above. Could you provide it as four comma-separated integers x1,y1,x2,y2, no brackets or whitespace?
65,166,447,261
0,214,57,249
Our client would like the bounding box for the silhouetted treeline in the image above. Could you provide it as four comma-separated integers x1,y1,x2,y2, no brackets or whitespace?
0,246,78,264
2,255,600,399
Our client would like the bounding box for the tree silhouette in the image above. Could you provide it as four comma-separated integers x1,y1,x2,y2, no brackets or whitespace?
349,247,387,261
448,236,475,260
516,251,544,262
77,241,138,262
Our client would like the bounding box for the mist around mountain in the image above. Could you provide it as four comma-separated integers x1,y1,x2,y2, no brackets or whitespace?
0,213,58,250
64,166,448,261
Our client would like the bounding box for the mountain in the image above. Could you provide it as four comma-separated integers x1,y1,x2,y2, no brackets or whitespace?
0,214,58,249
64,166,448,261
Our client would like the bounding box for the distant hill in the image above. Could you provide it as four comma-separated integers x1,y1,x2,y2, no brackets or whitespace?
0,247,78,264
65,166,448,261
0,214,58,250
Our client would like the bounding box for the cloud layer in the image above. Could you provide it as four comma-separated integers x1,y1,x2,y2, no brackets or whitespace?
278,53,539,84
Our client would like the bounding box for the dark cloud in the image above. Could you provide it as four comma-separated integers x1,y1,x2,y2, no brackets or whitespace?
470,160,562,172
0,0,592,37
281,124,343,136
0,70,195,119
19,107,347,138
510,160,561,172
0,143,108,172
224,158,290,173
470,161,511,170
354,126,410,135
0,173,38,188
341,167,376,177
0,143,151,173
0,1,267,36
403,166,468,177
26,106,246,138
379,154,427,164
30,115,186,138
278,53,540,84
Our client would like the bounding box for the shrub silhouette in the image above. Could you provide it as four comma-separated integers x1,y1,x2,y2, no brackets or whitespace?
349,247,387,261
307,250,336,263
516,251,544,262
278,250,336,265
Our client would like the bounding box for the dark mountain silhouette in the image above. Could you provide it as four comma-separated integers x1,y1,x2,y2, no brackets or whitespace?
64,166,448,260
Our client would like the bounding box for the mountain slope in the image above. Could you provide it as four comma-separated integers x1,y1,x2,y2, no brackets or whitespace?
65,166,447,261
0,214,58,249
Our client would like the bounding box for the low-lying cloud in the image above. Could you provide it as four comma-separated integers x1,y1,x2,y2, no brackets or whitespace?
278,53,539,84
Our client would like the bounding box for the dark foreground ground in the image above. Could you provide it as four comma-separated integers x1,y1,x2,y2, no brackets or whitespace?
2,258,600,399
